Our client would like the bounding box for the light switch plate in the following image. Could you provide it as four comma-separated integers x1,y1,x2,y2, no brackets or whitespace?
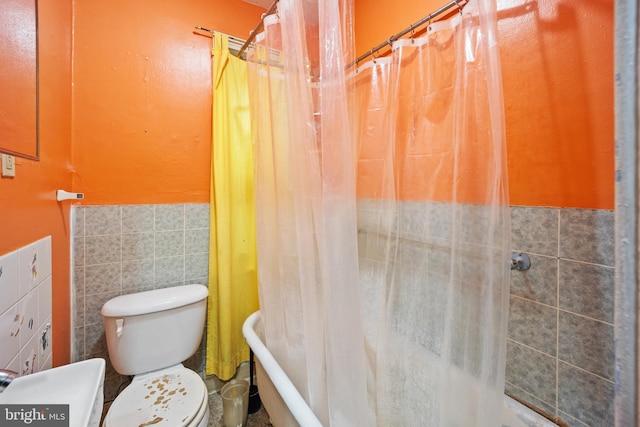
2,153,16,177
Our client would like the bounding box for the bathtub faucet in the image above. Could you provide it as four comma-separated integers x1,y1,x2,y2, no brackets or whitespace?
510,252,531,271
0,369,18,393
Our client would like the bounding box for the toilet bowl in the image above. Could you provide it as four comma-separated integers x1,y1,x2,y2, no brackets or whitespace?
100,284,210,427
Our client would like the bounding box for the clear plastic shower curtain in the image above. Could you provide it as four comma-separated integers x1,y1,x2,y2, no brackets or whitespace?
247,0,509,425
355,0,510,424
247,2,367,425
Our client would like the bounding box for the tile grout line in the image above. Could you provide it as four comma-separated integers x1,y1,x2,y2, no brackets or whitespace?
119,206,123,296
556,358,615,384
557,257,615,269
509,294,614,326
82,207,87,360
183,205,187,285
153,204,157,288
507,338,555,359
505,335,619,383
555,208,560,417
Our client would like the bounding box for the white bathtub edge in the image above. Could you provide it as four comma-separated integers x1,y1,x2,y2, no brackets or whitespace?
502,394,560,427
242,311,323,427
244,310,560,427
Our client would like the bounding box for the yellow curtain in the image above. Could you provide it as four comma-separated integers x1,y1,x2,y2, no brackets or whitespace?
207,33,259,380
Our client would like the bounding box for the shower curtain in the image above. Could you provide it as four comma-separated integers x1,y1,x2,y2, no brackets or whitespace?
207,33,259,380
246,0,509,424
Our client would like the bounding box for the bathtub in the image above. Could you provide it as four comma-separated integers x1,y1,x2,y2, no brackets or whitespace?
243,311,559,427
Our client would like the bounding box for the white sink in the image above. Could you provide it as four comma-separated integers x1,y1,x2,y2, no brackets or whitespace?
0,358,106,427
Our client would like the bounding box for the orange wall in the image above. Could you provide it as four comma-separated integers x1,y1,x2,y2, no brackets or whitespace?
355,0,614,209
0,0,613,366
1,0,264,366
71,0,265,205
0,1,73,365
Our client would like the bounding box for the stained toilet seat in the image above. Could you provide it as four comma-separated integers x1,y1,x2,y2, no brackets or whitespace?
103,365,209,427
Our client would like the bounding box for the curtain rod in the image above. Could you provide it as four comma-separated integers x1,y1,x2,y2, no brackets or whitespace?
195,1,278,59
237,0,280,59
199,0,464,66
347,0,467,69
194,26,247,50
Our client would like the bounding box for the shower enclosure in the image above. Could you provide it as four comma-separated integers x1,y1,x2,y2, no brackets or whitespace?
245,0,511,425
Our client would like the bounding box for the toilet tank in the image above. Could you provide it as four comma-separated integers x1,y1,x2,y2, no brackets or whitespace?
101,284,208,376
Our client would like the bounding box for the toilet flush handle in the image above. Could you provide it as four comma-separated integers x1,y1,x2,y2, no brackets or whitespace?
116,318,124,338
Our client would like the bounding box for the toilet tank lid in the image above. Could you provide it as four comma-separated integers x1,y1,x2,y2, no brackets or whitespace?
100,284,208,317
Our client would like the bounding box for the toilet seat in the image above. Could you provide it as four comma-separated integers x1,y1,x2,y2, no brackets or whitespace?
103,365,208,427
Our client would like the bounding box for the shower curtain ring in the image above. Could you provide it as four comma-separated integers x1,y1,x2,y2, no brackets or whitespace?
454,0,463,14
371,48,377,63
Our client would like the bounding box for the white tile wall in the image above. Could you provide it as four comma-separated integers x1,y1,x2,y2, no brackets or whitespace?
0,236,53,375
0,251,19,314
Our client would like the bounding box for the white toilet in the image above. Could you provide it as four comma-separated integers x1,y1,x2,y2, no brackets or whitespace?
100,284,210,427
